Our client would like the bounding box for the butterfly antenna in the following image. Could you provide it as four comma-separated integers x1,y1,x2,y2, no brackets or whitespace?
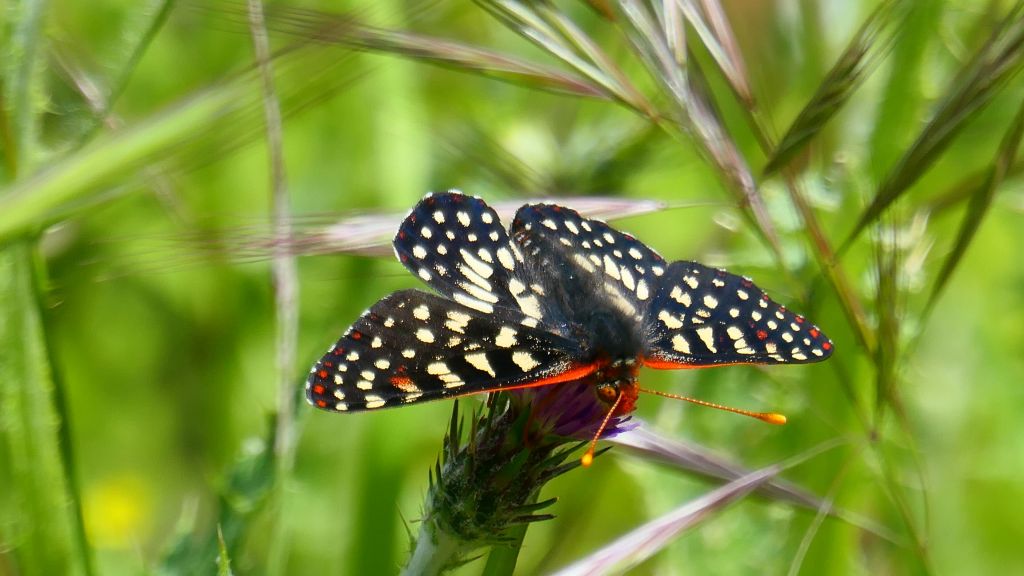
581,391,624,467
638,387,787,425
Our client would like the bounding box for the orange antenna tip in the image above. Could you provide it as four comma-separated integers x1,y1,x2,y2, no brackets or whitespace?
637,387,787,426
580,389,624,469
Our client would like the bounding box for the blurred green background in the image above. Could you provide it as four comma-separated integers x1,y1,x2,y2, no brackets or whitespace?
2,0,1024,574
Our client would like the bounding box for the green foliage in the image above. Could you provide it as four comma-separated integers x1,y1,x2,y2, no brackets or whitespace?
2,1,1024,574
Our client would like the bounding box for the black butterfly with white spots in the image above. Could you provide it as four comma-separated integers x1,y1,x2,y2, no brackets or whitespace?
306,191,833,415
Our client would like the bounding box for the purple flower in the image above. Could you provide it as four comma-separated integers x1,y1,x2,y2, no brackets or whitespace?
509,380,639,441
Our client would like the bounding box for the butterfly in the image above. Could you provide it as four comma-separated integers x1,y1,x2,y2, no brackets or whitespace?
306,190,832,431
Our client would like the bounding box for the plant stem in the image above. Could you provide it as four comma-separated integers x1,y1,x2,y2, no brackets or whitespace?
403,518,464,576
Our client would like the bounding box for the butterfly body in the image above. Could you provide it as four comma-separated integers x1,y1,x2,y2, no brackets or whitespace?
306,191,832,415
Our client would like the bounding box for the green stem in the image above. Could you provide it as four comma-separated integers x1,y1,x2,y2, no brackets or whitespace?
403,518,464,576
480,501,533,576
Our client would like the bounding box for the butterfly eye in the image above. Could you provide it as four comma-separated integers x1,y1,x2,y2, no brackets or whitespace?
595,383,619,404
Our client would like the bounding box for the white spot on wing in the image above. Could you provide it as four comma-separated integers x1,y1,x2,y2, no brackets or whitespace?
636,280,650,300
658,309,683,329
512,351,540,372
461,249,494,279
495,326,518,348
454,292,494,314
672,334,691,354
427,362,449,375
465,352,496,377
620,267,635,290
413,305,430,320
416,328,435,343
516,294,543,320
496,247,515,270
696,326,717,352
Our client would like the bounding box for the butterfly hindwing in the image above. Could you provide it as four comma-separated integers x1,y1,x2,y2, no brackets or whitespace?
306,289,587,412
641,261,834,367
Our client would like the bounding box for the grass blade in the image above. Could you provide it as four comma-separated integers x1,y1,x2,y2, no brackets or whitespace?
0,244,87,576
616,0,782,258
77,0,177,143
677,0,752,104
551,466,777,576
0,78,251,241
925,95,1024,313
842,1,1024,250
0,46,358,243
611,426,900,545
206,2,612,100
764,0,906,176
611,427,834,513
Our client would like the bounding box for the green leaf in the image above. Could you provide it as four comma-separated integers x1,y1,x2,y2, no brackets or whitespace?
0,243,86,576
216,525,234,576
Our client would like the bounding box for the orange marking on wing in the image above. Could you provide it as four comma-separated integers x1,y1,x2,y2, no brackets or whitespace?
390,376,418,392
470,362,602,395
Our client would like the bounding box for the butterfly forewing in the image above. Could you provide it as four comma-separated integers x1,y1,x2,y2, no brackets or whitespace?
641,261,834,366
510,203,668,326
306,289,583,412
394,192,549,327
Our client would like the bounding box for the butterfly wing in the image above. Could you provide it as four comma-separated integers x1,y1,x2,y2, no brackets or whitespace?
641,261,834,367
306,289,596,412
507,202,667,332
393,191,549,328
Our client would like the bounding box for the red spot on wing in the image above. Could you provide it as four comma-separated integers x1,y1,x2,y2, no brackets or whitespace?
822,342,832,351
351,331,362,340
318,370,328,379
390,376,417,392
312,384,325,395
809,328,820,338
756,330,768,341
315,400,327,408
